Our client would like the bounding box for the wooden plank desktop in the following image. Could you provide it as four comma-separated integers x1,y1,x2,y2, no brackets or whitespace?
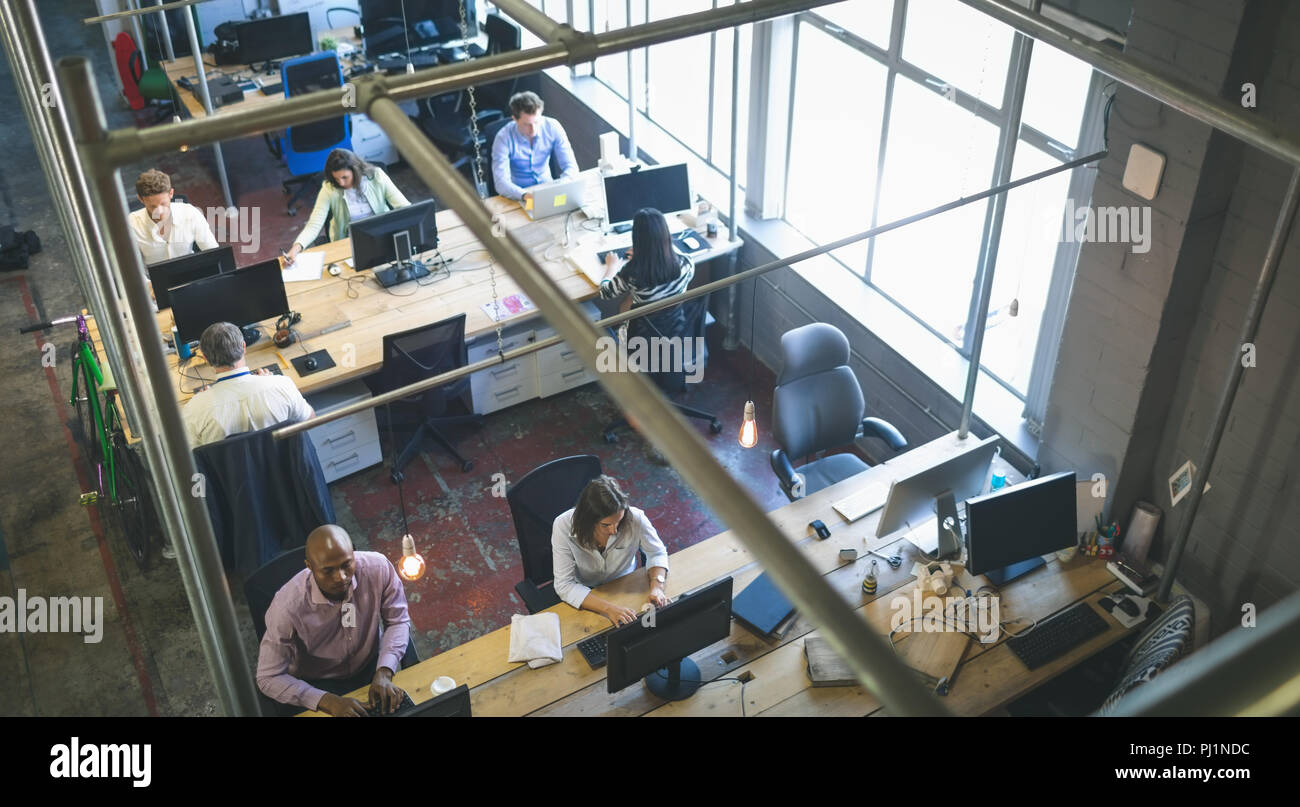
297,431,1137,717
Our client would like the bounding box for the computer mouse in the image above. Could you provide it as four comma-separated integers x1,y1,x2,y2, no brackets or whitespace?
328,263,343,277
1117,597,1140,617
303,357,318,371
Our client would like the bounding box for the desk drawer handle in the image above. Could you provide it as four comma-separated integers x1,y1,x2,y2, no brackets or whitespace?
328,452,359,468
559,349,577,360
324,430,356,445
490,364,518,378
561,368,586,380
494,387,522,400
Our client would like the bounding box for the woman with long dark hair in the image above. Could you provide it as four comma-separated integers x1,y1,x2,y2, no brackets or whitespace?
284,148,410,263
598,207,694,328
551,475,670,625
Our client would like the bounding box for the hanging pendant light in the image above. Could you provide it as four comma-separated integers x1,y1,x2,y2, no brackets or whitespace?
739,401,758,448
398,534,427,582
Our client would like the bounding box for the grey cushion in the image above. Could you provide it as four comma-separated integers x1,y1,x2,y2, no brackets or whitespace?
795,452,871,497
772,323,866,458
1098,594,1194,715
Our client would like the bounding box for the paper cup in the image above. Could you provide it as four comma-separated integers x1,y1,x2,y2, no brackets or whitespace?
432,676,456,695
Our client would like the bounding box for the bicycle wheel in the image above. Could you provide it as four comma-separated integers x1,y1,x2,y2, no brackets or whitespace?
69,346,101,466
108,430,159,571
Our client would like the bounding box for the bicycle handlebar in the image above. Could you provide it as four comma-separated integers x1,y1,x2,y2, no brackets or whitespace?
19,321,52,334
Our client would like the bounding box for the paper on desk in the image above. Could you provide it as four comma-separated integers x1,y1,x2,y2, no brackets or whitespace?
482,293,535,322
281,251,324,282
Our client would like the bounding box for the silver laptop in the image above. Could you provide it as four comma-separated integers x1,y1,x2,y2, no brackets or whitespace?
523,177,586,220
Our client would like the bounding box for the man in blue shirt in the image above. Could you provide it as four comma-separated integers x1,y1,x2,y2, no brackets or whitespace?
491,91,579,202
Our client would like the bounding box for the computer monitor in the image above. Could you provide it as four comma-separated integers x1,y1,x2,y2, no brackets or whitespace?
360,0,478,55
606,577,733,701
875,435,1001,558
237,13,314,65
602,163,693,229
966,471,1077,586
351,199,438,284
170,258,291,345
147,246,235,310
401,684,471,716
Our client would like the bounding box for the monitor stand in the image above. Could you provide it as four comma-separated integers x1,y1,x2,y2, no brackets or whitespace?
984,556,1047,587
373,230,432,288
934,489,963,560
645,657,703,701
241,325,261,346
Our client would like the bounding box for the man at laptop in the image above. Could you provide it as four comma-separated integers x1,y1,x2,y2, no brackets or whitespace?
182,322,315,448
128,168,219,265
257,525,412,716
491,91,579,202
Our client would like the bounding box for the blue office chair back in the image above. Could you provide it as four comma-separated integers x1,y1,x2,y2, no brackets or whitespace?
771,323,865,458
508,455,603,610
280,52,352,178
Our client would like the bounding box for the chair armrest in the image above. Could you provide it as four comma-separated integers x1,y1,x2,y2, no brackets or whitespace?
859,417,907,451
770,449,799,500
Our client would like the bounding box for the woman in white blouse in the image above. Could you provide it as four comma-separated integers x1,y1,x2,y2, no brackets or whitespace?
551,475,670,625
283,148,409,264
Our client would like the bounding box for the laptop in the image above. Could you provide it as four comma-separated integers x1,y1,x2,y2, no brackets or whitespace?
523,177,586,220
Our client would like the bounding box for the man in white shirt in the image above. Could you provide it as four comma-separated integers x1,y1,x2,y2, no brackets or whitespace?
128,168,219,266
182,322,315,448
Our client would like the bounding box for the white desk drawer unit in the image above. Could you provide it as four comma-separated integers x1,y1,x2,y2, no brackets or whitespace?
304,380,383,484
466,302,601,413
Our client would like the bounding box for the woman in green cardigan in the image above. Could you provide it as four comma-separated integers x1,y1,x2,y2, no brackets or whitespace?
283,148,410,264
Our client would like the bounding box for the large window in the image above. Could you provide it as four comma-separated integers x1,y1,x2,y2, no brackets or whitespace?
781,0,1098,399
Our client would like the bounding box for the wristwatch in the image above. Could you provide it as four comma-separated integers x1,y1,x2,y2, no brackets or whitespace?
654,572,666,584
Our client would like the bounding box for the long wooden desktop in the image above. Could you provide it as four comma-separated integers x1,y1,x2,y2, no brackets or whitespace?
297,431,1139,717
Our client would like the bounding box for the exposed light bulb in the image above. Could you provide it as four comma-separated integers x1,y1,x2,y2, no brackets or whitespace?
738,401,758,449
398,534,426,582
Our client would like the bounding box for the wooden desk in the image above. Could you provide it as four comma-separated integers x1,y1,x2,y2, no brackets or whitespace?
298,431,1138,716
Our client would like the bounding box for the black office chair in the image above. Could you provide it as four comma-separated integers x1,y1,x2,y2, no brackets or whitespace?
424,13,522,149
603,295,723,442
769,323,907,501
508,455,604,613
246,545,420,716
191,420,335,576
366,314,481,482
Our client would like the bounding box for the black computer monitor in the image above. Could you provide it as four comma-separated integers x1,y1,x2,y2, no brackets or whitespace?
602,163,693,228
875,435,1001,558
360,0,479,55
351,199,438,275
147,246,235,310
170,258,290,345
965,471,1077,586
237,13,315,65
606,577,733,701
401,684,471,716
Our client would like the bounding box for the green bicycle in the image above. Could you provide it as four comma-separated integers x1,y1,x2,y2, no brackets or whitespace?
21,312,161,569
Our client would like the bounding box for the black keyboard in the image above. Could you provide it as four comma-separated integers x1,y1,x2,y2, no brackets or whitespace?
1007,601,1109,670
366,691,416,716
576,633,608,668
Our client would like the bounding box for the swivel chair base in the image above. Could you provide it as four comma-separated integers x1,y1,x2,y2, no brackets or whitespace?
390,413,482,482
603,404,722,444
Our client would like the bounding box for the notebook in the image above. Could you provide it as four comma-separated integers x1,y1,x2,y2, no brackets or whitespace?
731,571,796,638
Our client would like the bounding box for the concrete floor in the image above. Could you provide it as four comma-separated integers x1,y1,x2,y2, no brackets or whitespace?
0,1,806,716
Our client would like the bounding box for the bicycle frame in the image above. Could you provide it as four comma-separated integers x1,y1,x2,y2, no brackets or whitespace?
70,314,117,502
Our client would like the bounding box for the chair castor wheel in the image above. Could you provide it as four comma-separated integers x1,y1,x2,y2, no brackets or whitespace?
460,460,473,472
603,431,618,444
286,208,297,217
709,419,723,434
391,470,404,484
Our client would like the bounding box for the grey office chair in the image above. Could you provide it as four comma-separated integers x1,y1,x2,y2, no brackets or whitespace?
769,323,907,501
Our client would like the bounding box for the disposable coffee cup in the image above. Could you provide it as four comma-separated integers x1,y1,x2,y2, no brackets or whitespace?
432,676,456,695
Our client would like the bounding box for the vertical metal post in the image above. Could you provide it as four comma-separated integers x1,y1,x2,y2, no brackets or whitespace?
1157,168,1300,601
155,0,176,62
54,53,260,717
127,0,149,70
957,0,1038,438
625,0,636,160
181,4,234,208
723,21,741,350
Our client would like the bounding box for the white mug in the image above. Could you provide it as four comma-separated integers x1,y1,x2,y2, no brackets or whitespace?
432,676,456,695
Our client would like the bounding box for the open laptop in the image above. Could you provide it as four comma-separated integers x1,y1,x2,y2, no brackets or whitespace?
523,176,586,220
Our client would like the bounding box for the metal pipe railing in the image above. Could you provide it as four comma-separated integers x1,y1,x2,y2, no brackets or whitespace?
154,0,176,63
363,91,948,715
960,0,1300,169
494,0,568,42
957,0,1038,439
84,0,203,24
179,3,233,207
1156,168,1300,602
271,149,1107,439
95,0,843,166
55,53,260,717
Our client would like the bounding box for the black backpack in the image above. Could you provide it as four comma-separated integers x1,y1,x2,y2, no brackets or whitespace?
0,225,41,271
